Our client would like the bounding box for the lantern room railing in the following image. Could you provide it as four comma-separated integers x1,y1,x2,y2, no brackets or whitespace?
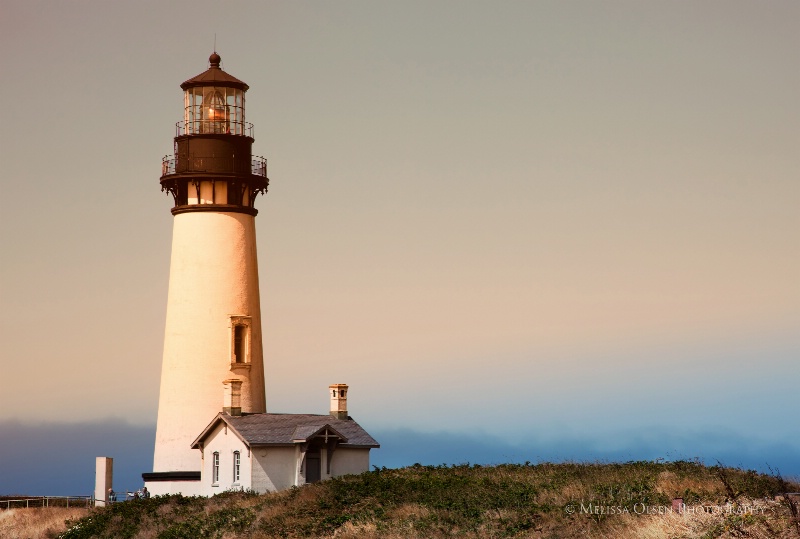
175,120,255,138
161,155,267,177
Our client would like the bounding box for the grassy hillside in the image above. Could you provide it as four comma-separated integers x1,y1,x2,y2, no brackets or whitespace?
0,507,88,538
9,461,800,539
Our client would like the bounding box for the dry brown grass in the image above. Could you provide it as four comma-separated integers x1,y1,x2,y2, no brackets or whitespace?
0,507,88,539
385,503,431,521
623,500,800,539
656,469,718,499
9,463,799,539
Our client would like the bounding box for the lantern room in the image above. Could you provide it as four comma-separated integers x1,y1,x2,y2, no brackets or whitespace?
160,52,268,215
180,52,250,136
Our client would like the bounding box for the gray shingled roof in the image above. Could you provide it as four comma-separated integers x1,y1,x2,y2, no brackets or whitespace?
194,413,379,448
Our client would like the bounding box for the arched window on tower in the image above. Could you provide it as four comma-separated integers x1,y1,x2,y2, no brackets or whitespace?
234,325,245,363
230,316,252,366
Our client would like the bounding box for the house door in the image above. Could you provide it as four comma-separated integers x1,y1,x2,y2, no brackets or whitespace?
306,453,321,483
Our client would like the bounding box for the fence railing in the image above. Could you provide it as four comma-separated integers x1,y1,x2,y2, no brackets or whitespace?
0,490,150,510
0,496,93,510
161,155,267,177
176,120,254,138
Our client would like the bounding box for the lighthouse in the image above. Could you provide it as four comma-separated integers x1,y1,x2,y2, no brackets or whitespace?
145,53,269,495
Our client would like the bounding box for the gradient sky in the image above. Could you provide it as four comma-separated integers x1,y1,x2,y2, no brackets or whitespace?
1,0,798,491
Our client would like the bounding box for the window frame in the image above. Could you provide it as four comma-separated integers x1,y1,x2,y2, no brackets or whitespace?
229,316,252,367
212,451,220,485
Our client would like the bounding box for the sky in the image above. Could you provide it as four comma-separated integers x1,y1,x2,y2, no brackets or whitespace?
0,1,798,494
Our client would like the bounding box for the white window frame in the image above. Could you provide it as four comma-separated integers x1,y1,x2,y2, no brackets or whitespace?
212,451,220,485
233,450,241,484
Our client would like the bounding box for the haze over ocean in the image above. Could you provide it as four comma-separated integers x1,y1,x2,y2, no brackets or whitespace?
1,1,798,495
2,420,798,496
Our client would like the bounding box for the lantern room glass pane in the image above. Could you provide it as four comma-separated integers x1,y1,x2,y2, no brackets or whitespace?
194,88,204,134
183,86,246,136
201,87,227,134
184,88,204,135
227,92,238,135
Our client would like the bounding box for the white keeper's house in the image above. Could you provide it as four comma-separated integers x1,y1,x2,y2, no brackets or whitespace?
190,383,378,495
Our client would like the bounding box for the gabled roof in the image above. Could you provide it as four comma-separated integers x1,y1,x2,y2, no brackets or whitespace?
291,424,348,443
180,52,249,92
191,413,380,449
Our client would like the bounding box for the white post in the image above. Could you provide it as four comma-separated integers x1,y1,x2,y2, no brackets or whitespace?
94,457,113,507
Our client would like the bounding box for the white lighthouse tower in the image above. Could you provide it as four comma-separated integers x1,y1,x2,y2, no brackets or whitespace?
145,53,269,495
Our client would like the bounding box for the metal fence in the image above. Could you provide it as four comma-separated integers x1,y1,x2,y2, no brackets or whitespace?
0,496,93,510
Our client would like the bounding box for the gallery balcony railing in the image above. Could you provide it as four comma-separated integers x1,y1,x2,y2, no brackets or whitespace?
161,155,267,177
175,120,255,137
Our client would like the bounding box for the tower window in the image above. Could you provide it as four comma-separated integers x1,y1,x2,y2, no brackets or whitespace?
234,326,245,363
230,316,252,366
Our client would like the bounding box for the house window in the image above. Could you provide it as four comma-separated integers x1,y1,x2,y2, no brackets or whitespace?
233,451,241,483
229,316,252,365
212,452,220,484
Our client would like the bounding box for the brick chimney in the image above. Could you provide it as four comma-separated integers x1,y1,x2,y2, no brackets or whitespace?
329,383,349,420
223,379,243,416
